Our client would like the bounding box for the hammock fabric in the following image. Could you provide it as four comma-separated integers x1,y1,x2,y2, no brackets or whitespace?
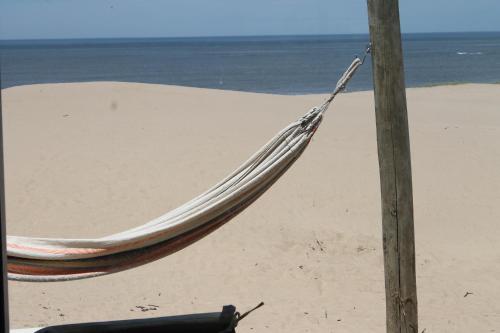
7,55,366,282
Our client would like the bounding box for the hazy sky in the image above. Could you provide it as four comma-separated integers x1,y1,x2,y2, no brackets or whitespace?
1,0,499,40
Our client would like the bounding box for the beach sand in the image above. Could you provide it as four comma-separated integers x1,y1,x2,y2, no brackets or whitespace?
3,82,500,332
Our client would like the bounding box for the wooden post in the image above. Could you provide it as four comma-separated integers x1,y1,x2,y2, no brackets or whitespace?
0,76,10,333
366,1,418,333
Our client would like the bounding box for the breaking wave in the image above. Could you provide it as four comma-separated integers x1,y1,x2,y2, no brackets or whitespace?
456,51,483,55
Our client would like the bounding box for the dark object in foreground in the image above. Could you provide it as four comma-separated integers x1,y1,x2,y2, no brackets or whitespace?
34,305,237,333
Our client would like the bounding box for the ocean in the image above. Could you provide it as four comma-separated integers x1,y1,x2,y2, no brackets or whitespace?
1,32,499,94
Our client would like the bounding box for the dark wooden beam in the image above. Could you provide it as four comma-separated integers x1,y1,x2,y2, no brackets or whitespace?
0,71,10,333
366,1,418,332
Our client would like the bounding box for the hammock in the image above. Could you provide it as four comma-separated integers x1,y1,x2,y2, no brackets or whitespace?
7,54,367,282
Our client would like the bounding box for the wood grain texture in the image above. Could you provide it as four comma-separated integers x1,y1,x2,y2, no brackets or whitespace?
367,1,418,332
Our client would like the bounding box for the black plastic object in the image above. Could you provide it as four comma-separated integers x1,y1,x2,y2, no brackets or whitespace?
34,305,237,333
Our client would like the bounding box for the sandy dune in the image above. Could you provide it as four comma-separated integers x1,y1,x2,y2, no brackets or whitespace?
2,82,500,332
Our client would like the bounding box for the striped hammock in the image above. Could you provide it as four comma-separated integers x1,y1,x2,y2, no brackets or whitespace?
8,56,366,282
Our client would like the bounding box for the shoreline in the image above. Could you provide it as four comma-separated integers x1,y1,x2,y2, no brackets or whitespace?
2,80,500,96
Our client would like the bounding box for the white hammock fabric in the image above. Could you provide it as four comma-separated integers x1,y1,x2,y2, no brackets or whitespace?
8,56,366,282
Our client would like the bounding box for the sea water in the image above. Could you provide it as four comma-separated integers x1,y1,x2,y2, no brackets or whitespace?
1,32,499,94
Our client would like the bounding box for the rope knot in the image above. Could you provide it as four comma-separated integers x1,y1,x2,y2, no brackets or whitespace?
299,107,322,130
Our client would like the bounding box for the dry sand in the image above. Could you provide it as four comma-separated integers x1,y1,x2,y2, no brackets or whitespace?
2,82,500,332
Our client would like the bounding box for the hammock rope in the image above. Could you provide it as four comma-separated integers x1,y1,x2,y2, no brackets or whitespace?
8,48,370,282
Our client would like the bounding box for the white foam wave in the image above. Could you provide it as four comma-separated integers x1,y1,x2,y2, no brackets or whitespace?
456,51,483,55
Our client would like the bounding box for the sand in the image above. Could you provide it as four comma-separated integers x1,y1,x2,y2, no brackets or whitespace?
2,82,500,332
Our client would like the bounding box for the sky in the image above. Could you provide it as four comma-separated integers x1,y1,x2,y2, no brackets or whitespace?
0,0,499,40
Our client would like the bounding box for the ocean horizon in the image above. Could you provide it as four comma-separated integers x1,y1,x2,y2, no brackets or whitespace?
1,31,499,94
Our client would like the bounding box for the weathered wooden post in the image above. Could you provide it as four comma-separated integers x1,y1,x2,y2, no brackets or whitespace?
366,1,418,332
0,78,10,333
